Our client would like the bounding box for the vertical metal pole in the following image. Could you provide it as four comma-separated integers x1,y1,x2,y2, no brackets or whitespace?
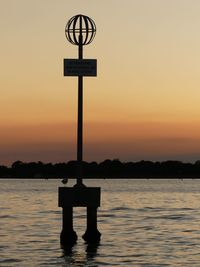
76,16,84,186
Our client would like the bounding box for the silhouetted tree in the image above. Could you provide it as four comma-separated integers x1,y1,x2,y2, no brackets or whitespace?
1,159,200,178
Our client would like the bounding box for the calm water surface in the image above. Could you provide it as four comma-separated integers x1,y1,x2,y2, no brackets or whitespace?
1,179,200,266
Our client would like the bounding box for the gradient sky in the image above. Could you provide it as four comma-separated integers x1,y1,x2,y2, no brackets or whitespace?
1,0,200,165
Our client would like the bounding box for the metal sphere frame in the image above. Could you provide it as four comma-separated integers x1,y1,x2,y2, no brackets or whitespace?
65,14,96,46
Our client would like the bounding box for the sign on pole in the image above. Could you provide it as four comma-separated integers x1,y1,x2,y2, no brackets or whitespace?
64,59,97,77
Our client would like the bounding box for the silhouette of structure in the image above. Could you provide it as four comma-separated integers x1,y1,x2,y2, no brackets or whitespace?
65,14,96,186
59,14,101,246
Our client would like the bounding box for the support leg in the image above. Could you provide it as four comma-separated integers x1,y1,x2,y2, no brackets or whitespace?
82,206,101,243
60,206,77,246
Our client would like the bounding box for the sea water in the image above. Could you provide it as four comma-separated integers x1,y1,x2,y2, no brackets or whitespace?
1,179,200,266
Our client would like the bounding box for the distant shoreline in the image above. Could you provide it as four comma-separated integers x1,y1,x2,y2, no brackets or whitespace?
1,159,200,178
0,177,200,179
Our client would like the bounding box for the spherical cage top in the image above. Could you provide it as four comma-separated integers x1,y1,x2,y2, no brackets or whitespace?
65,14,96,45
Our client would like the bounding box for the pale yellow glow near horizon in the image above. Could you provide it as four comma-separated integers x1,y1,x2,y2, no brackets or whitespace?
1,0,200,164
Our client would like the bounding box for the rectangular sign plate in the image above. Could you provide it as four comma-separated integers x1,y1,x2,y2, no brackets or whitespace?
64,59,97,77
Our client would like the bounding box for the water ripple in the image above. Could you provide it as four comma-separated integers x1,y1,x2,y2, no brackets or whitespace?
1,179,200,266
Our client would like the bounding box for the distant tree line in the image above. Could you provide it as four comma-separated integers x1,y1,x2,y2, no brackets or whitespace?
1,159,200,178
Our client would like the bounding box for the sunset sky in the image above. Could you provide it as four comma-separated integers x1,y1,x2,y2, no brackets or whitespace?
1,0,200,165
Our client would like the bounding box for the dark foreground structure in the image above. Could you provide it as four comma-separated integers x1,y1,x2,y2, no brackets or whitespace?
59,14,101,246
59,187,101,245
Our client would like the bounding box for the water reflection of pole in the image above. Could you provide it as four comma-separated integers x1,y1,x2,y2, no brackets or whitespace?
77,17,83,186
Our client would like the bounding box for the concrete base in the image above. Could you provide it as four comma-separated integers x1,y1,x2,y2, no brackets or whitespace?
59,187,101,245
58,187,101,207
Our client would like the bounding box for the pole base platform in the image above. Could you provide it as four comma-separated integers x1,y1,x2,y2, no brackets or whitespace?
82,229,101,244
60,229,78,246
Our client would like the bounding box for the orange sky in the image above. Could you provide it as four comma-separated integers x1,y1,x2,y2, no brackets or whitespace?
1,0,200,165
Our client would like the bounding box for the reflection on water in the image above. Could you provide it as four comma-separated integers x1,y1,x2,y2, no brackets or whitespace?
1,179,200,266
61,243,100,266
